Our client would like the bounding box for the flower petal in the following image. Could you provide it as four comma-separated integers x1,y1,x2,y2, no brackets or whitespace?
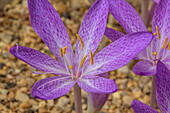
131,100,158,113
108,0,147,34
104,27,125,41
9,46,70,75
152,0,170,44
133,61,156,76
84,32,153,76
31,76,75,100
87,73,111,113
28,0,73,62
75,0,109,64
77,75,117,93
152,0,160,4
156,61,170,113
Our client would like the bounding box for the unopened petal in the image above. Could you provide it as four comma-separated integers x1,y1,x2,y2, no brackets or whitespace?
156,61,170,113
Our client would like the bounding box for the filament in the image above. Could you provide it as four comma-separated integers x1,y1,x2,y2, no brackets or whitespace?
76,34,84,50
90,50,94,65
80,55,87,67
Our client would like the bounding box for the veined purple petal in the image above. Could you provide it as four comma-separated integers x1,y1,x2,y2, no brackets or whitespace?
104,27,125,41
28,0,73,62
133,61,156,76
77,75,117,93
10,46,70,75
87,73,111,113
75,0,109,64
31,76,75,100
85,32,153,76
108,0,147,34
156,61,170,113
131,100,158,113
152,0,170,44
153,0,160,4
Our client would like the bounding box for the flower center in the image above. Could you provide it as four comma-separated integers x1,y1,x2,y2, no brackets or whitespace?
59,34,94,79
152,26,169,64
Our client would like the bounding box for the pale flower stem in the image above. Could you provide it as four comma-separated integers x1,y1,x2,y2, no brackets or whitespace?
150,75,156,108
141,0,149,25
74,84,83,113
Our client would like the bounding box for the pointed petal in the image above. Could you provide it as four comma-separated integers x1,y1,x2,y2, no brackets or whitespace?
10,46,70,75
133,61,156,76
28,0,73,62
108,0,147,34
152,0,170,43
156,61,170,113
131,100,158,113
77,75,117,93
104,27,125,41
75,0,109,64
31,76,75,100
84,32,153,76
87,73,111,113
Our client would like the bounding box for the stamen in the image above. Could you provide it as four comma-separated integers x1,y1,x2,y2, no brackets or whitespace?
155,26,161,40
90,50,93,65
168,41,170,50
162,37,168,49
63,46,67,54
153,33,156,36
60,47,63,57
69,65,73,70
76,34,84,50
80,55,87,67
153,51,157,56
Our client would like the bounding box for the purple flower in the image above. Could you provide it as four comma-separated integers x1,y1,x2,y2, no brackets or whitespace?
133,0,170,76
10,0,152,100
131,61,170,113
105,0,170,76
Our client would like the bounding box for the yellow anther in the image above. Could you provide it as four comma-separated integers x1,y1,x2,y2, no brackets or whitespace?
76,34,84,50
162,37,168,49
168,41,170,50
80,55,87,67
60,47,63,57
155,26,161,40
69,65,73,70
63,46,67,54
153,33,156,36
90,50,93,65
153,51,157,56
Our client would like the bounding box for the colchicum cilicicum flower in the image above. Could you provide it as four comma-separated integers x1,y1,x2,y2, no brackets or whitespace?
10,0,152,100
133,0,170,76
105,0,170,76
131,61,170,113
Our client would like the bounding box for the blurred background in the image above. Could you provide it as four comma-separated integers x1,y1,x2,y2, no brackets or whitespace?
0,0,160,113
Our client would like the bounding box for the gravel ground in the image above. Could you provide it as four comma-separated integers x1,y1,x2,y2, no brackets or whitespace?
0,0,160,113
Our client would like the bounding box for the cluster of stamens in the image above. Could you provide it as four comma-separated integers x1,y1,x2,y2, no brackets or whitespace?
59,34,94,73
152,26,169,57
